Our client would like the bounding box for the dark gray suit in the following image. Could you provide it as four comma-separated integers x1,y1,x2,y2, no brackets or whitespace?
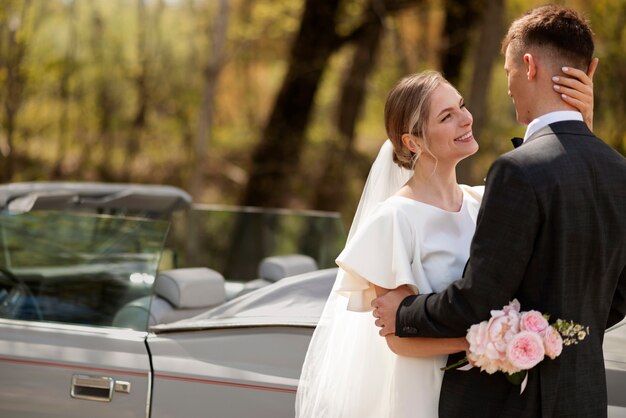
396,121,626,417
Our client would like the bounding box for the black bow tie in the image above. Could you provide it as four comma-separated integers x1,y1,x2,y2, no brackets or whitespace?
511,137,524,149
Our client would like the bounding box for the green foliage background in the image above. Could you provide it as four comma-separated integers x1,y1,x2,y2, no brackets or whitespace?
1,0,624,221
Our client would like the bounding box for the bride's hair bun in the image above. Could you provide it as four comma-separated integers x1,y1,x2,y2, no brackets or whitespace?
392,147,414,170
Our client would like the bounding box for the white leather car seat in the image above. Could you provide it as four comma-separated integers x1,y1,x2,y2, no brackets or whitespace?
112,267,226,330
235,254,318,297
258,254,318,281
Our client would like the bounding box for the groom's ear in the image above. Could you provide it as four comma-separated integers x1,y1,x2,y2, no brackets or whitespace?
523,53,537,81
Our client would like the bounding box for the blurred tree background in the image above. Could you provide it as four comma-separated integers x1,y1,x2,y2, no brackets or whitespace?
0,0,624,222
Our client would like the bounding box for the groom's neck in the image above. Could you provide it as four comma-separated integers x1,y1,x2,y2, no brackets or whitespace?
527,85,578,122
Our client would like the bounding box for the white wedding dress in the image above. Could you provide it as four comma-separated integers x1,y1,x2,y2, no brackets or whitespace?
296,169,484,417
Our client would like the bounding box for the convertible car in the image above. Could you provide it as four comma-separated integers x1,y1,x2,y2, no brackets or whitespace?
0,182,343,418
0,182,623,417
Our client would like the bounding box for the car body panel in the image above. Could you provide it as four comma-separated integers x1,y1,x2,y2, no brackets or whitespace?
605,319,626,418
147,268,336,417
149,327,312,418
0,319,151,417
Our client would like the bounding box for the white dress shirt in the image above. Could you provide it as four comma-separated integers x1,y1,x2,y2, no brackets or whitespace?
523,111,584,143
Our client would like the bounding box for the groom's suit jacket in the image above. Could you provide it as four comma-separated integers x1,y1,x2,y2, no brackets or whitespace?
396,121,626,418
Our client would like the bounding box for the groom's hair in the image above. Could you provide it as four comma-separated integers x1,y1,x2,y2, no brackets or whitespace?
502,5,594,72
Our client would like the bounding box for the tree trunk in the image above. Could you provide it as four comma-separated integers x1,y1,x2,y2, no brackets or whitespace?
189,0,229,200
240,0,341,208
240,0,423,209
313,3,385,212
456,0,504,185
312,0,426,212
439,0,484,85
121,0,150,181
439,0,485,185
235,0,259,133
185,0,230,273
52,0,77,179
1,1,31,182
228,0,342,279
466,0,504,141
601,3,626,156
78,7,115,178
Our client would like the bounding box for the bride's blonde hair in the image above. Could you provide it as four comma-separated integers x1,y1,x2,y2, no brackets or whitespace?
384,71,451,169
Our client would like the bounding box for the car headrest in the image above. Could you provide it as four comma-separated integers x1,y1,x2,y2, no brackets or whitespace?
258,254,318,282
112,295,171,330
155,267,226,308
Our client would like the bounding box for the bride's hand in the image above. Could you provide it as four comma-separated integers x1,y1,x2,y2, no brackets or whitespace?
553,57,598,130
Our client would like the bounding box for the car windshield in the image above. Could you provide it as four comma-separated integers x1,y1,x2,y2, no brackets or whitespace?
0,211,169,327
0,202,346,331
166,205,346,281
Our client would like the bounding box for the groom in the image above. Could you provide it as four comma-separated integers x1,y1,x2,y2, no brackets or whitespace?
373,5,626,418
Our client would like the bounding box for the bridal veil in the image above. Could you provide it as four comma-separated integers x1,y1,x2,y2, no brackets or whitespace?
295,140,413,417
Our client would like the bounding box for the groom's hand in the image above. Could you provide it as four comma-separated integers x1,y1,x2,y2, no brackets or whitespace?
372,285,415,336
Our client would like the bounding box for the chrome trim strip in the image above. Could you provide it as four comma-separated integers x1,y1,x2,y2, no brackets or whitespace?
154,373,297,394
145,371,152,418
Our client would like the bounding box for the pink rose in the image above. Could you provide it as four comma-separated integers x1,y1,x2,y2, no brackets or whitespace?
506,331,545,370
520,311,549,333
486,308,520,357
466,301,522,374
467,322,495,372
466,322,489,354
467,321,505,374
542,326,563,359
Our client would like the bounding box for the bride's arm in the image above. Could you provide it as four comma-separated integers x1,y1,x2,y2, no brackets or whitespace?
386,333,468,357
374,285,468,357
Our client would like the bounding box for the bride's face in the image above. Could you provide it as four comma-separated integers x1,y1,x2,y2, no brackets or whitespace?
419,83,478,163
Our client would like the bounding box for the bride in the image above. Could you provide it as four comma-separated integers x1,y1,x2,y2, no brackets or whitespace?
295,67,595,418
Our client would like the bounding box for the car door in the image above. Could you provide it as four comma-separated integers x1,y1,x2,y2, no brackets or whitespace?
0,211,170,418
0,320,151,418
148,327,310,418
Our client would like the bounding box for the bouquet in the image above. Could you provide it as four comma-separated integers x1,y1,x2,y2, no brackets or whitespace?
443,299,589,392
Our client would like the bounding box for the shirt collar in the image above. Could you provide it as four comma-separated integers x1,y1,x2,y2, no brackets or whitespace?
523,111,584,143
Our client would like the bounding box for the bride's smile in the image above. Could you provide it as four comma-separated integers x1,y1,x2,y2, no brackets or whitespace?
454,131,474,142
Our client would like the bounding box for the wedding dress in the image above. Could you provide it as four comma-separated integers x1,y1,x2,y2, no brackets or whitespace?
296,140,484,418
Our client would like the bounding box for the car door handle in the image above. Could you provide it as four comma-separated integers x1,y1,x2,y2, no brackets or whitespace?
70,374,131,402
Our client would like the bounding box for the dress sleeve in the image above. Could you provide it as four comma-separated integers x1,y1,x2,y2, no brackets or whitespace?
465,185,485,200
335,203,417,312
460,184,484,223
